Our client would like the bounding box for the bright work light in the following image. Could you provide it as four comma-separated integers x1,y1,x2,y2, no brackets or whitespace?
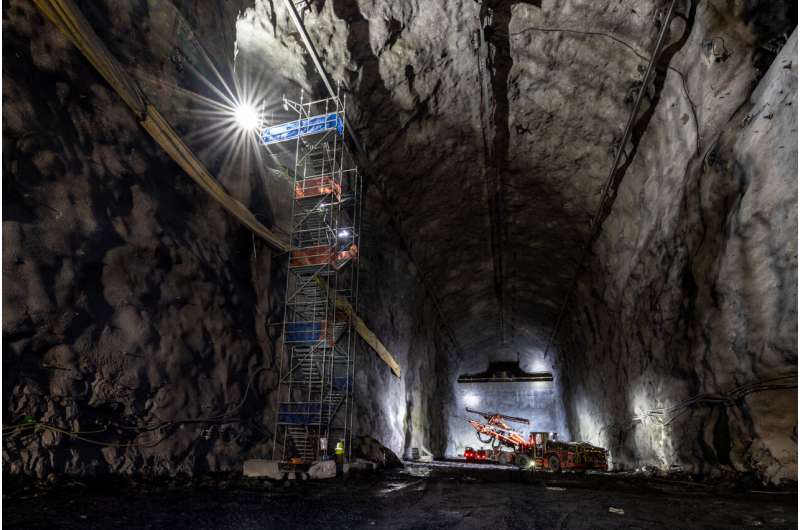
234,103,260,130
464,393,480,408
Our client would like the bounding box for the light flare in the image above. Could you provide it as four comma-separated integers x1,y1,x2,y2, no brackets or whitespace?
234,103,260,130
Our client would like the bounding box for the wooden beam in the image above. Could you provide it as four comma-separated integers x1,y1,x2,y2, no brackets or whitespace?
316,278,401,378
352,315,402,378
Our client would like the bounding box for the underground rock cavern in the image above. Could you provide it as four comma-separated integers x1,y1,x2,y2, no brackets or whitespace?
2,0,797,528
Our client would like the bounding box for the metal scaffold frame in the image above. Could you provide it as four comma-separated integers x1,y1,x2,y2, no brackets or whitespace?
267,88,362,463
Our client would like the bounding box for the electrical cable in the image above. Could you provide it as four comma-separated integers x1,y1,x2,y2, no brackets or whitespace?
632,374,797,426
3,366,272,448
106,365,271,433
476,432,494,444
532,1,684,360
509,23,700,155
3,422,165,448
2,423,106,435
597,373,797,438
509,25,649,57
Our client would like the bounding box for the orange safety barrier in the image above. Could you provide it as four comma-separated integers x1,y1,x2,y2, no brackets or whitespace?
295,176,341,200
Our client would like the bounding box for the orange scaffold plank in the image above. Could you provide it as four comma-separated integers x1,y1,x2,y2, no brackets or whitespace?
294,176,341,201
289,245,335,268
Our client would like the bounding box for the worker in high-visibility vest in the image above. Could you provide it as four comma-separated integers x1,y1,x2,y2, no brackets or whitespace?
334,439,345,477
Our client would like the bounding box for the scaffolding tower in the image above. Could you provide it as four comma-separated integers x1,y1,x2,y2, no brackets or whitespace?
264,90,362,463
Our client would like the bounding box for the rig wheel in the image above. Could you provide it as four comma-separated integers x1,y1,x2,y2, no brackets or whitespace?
548,455,561,473
515,454,532,470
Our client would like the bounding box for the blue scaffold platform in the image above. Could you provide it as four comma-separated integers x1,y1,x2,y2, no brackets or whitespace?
261,112,344,145
278,403,336,425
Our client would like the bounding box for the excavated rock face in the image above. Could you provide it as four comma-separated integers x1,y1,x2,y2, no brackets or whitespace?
3,0,283,477
558,17,798,485
2,0,796,485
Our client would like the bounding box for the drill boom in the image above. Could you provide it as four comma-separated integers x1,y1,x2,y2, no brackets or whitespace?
465,407,530,425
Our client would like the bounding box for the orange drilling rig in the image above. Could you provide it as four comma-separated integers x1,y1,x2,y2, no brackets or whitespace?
466,408,608,472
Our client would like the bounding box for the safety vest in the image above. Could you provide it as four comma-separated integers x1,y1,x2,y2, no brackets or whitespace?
334,440,345,455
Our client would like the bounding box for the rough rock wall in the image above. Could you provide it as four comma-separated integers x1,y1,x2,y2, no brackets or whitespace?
3,0,449,478
355,185,456,457
2,0,285,478
556,6,797,485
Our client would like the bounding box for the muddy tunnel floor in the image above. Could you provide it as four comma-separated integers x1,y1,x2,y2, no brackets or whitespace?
3,461,796,529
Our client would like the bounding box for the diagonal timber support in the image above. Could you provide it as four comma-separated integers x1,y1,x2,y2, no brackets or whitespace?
315,277,402,378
